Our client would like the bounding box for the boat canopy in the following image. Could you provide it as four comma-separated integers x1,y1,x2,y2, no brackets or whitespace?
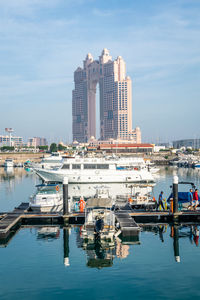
86,197,113,208
167,192,200,203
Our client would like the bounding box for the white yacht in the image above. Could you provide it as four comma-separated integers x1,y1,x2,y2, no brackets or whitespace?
25,152,63,170
29,183,63,213
34,156,155,184
4,158,14,168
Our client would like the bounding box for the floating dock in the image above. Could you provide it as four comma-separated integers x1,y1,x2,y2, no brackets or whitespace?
115,210,140,236
2,201,200,246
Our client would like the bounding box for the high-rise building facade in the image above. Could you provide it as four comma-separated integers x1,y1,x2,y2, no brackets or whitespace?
27,137,48,147
72,49,140,143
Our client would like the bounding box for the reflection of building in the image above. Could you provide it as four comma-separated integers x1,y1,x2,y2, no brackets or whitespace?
173,139,200,149
72,49,140,142
28,137,48,147
0,135,23,147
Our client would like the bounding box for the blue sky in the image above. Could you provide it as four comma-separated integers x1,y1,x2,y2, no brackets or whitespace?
0,0,199,144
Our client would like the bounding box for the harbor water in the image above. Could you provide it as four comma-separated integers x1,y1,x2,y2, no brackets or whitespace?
0,167,200,300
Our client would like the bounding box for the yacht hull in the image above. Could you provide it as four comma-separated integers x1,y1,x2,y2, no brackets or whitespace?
35,168,155,184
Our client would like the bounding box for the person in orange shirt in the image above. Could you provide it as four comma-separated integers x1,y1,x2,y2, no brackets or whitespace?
79,197,86,212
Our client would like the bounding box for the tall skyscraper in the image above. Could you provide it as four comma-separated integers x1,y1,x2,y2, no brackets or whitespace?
72,49,140,142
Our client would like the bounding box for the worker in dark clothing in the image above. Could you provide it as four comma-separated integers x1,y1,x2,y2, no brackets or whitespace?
157,191,165,210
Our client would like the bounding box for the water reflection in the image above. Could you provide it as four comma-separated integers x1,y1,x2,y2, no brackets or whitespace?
178,225,199,247
0,167,25,182
0,167,36,196
1,223,200,268
36,226,60,241
75,226,140,268
84,240,115,268
63,227,70,267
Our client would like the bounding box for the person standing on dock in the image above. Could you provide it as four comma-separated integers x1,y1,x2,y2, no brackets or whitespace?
193,189,199,211
188,189,194,210
157,191,165,211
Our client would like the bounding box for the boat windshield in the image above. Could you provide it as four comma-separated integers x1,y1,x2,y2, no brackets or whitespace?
42,159,62,163
37,186,60,194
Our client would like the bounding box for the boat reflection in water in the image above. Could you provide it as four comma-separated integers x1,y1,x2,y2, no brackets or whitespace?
26,224,200,267
3,223,198,267
83,239,115,269
76,226,140,269
36,226,60,241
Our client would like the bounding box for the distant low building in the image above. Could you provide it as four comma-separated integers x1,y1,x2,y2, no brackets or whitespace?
153,146,166,153
28,137,48,147
89,143,154,154
0,135,23,147
173,139,200,150
88,132,142,147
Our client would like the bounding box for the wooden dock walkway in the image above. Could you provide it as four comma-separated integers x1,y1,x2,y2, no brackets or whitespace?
115,210,140,236
0,203,29,239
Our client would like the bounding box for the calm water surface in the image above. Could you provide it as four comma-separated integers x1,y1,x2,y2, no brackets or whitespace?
0,167,200,300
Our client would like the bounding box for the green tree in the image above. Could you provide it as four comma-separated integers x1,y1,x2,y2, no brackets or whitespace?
58,144,67,151
38,145,48,151
50,143,57,153
1,146,15,151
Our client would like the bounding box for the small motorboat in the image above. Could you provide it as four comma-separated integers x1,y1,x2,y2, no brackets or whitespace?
4,158,14,168
128,191,157,210
81,187,115,242
29,183,63,213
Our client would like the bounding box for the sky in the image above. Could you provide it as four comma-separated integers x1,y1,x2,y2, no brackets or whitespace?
0,0,200,144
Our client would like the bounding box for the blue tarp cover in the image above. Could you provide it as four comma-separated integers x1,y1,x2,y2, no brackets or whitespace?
167,192,200,203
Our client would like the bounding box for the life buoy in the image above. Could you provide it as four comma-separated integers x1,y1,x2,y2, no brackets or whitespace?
56,185,59,191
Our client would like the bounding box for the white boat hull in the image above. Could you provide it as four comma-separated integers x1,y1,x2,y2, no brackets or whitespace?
29,192,63,213
30,204,62,213
4,161,14,168
35,168,154,184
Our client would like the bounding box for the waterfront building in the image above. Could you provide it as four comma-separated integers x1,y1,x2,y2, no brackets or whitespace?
72,49,140,143
88,129,141,146
28,137,48,147
0,135,23,147
87,143,154,154
98,143,153,154
173,139,200,150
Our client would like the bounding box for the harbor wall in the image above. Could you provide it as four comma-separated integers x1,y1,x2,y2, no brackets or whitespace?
0,153,46,165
